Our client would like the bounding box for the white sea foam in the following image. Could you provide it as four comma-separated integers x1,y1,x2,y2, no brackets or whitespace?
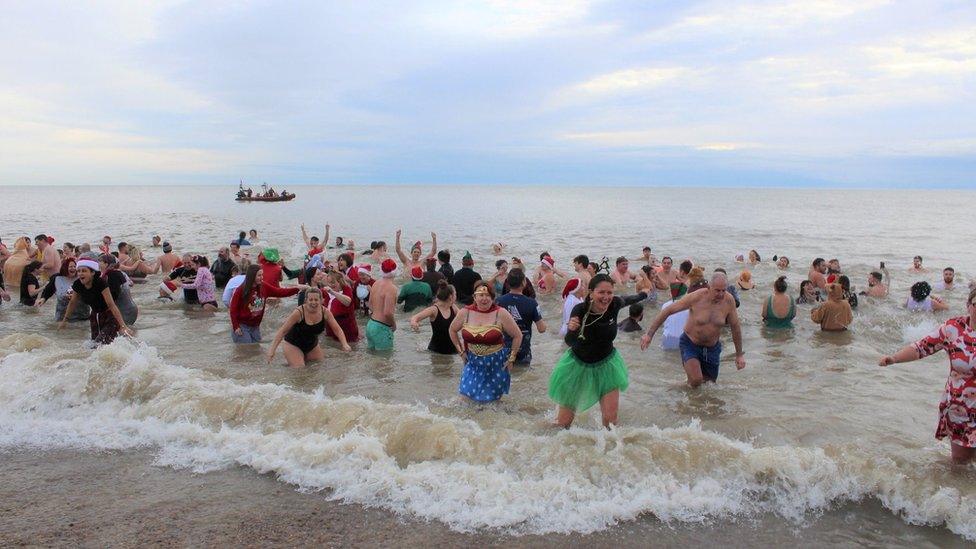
1,333,974,539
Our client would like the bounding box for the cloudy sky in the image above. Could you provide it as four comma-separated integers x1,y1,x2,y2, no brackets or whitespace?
1,0,974,187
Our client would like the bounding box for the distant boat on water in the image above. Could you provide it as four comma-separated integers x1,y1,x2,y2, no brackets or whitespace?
235,181,295,202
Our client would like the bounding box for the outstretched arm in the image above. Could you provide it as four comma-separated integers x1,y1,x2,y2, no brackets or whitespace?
410,305,436,331
641,295,694,350
879,344,922,366
301,224,312,249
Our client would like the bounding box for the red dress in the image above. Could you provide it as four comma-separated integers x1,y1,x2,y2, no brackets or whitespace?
913,316,976,447
326,286,359,342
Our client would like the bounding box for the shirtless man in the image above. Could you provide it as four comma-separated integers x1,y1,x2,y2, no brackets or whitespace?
936,267,956,291
35,234,61,280
157,242,182,273
776,256,790,270
366,258,399,351
229,242,249,267
863,264,890,298
572,254,592,299
654,256,676,289
909,255,928,273
611,256,638,286
641,272,745,387
117,242,130,263
395,229,436,271
809,258,828,293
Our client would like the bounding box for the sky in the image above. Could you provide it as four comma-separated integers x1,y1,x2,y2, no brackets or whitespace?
0,0,974,188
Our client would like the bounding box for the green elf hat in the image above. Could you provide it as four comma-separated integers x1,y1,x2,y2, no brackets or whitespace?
262,248,281,263
462,250,473,266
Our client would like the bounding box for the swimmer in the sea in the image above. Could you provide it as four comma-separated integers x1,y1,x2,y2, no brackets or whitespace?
395,229,436,271
909,255,928,274
809,258,828,293
611,256,638,286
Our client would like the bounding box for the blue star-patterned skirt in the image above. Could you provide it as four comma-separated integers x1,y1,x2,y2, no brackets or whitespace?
459,347,511,402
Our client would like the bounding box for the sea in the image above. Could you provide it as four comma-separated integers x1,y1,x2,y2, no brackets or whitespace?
1,184,975,544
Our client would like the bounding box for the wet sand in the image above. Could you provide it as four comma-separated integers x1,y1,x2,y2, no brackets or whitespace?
0,449,967,548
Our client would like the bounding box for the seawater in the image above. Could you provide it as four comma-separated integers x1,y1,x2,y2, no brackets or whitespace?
1,185,975,541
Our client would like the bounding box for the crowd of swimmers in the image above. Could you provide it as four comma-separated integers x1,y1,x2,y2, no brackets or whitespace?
1,231,975,461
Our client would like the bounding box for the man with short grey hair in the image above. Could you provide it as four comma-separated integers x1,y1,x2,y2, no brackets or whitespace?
641,271,745,387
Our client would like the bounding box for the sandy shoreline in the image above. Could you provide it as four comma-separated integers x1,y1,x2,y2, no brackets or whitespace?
0,448,968,548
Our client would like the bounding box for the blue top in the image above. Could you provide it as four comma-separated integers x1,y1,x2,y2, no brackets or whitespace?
495,293,542,363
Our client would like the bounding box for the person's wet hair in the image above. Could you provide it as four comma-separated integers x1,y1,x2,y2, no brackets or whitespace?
642,246,651,253
495,259,508,270
437,250,451,263
241,264,261,298
869,271,883,282
774,275,788,293
799,280,813,295
193,255,210,268
914,255,923,262
838,275,851,292
910,281,932,303
714,267,727,275
813,258,825,268
628,302,643,318
944,267,955,273
615,256,627,266
573,254,589,266
679,260,693,275
435,279,454,302
750,249,761,262
506,268,526,290
588,261,599,272
539,251,550,261
239,231,247,239
641,265,652,275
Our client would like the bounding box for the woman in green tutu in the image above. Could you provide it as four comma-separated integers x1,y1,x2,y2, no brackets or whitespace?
549,273,647,428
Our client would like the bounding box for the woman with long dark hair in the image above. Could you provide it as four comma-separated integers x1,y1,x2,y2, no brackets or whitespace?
229,264,305,343
548,274,647,428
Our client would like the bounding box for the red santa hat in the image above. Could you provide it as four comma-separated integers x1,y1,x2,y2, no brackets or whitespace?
381,258,398,278
562,278,580,299
541,257,555,270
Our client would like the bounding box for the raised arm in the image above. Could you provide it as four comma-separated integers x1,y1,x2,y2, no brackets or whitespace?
428,232,437,259
301,224,312,249
323,224,330,249
394,229,409,264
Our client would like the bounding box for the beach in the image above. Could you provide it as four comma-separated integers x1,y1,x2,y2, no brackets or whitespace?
2,184,976,545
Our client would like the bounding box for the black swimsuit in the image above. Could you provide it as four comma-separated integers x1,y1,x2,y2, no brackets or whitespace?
428,306,457,354
284,306,325,354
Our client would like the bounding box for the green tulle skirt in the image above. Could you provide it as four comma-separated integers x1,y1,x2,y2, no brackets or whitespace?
548,348,629,412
